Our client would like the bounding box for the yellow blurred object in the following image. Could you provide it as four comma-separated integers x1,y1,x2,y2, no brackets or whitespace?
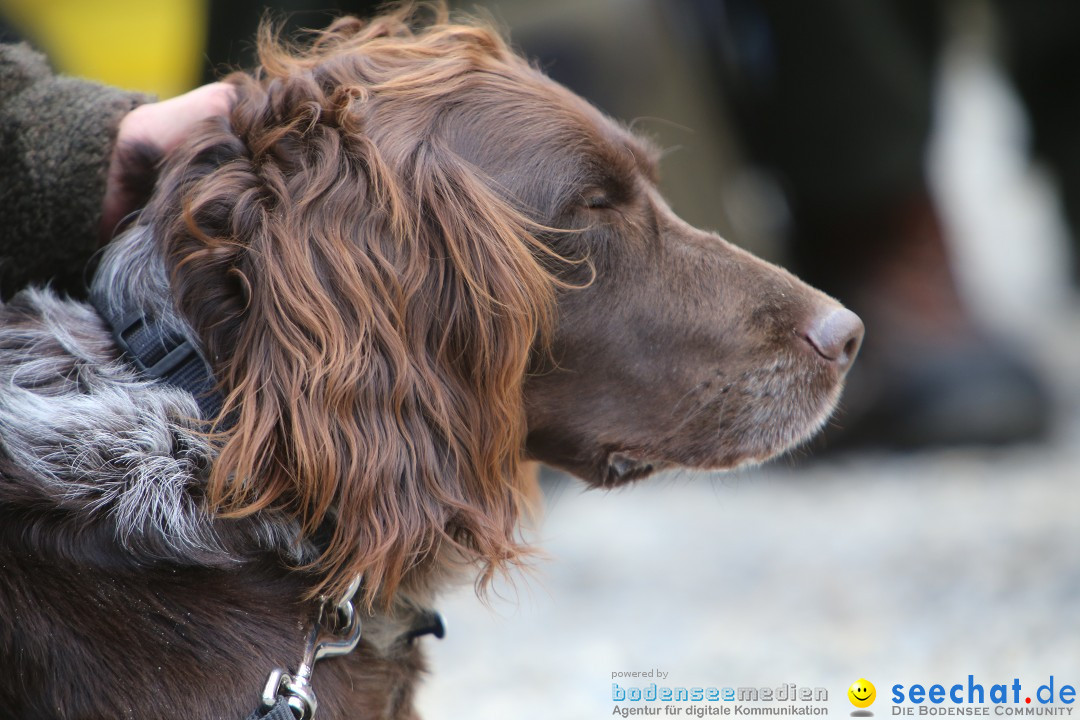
0,0,207,98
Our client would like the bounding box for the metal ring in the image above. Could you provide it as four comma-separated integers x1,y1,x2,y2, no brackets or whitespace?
314,599,362,661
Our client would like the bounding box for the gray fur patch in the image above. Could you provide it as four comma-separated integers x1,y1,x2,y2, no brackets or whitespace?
0,229,307,565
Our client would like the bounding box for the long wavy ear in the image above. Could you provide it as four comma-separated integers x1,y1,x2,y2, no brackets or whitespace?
146,11,559,606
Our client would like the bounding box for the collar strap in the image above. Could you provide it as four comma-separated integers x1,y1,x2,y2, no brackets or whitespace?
405,608,446,641
92,299,224,420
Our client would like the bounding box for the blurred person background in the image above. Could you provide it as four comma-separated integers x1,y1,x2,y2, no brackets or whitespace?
679,0,1078,450
5,0,1080,716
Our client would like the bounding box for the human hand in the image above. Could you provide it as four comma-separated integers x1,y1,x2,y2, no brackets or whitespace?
100,82,235,241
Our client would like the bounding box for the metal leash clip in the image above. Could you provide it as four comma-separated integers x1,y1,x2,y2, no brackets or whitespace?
261,575,364,720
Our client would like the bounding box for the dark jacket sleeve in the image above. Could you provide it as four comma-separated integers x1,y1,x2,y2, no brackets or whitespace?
0,43,149,295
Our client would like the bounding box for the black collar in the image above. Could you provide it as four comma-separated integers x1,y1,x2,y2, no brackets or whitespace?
91,298,224,420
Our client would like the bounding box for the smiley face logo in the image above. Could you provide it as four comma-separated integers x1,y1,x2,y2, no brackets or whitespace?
848,678,876,709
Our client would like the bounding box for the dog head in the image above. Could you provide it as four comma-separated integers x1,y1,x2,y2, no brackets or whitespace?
137,6,861,605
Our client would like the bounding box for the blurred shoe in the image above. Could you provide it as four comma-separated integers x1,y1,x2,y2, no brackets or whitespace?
831,334,1051,449
792,189,1053,450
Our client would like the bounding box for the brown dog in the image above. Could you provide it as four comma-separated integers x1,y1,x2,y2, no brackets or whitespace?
0,6,861,719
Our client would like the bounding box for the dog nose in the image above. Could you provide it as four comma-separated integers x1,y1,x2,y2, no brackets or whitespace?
802,307,864,369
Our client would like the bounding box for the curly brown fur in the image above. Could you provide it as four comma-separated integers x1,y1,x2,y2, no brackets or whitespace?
150,8,564,606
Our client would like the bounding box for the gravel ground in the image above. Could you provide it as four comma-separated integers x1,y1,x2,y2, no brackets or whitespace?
415,422,1080,718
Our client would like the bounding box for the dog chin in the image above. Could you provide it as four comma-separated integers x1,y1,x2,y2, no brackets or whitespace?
588,444,781,488
598,392,844,486
740,386,845,466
